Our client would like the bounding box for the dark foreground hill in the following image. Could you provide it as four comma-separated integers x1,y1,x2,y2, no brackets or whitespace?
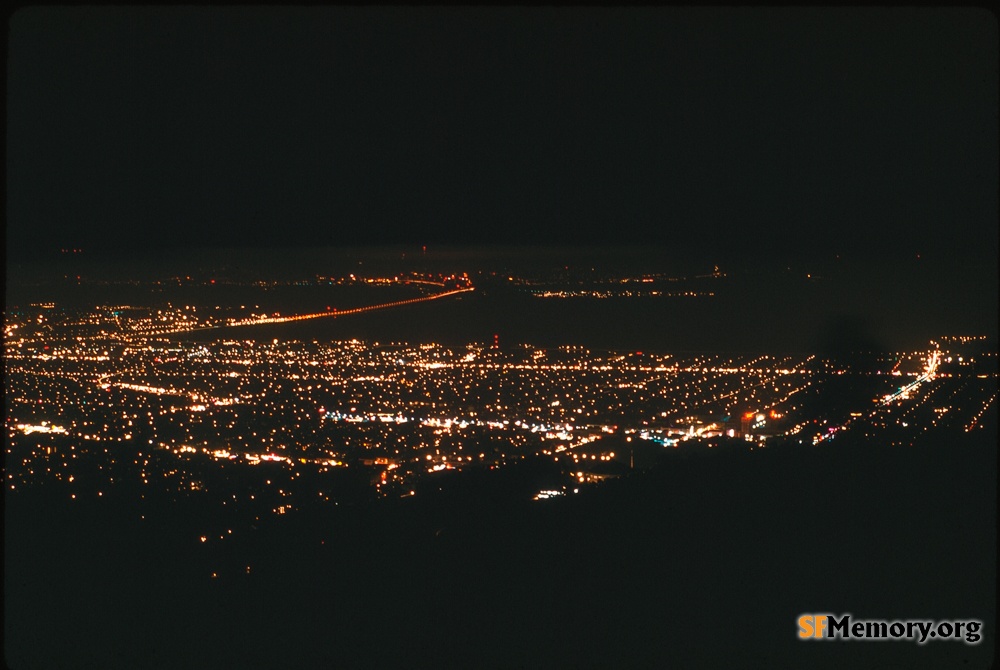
5,428,996,669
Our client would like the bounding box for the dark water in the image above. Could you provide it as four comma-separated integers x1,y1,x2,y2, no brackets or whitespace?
7,246,997,353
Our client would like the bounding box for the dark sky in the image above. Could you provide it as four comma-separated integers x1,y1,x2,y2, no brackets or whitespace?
6,7,998,260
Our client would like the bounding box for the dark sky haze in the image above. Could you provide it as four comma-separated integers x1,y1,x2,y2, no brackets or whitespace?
6,7,998,260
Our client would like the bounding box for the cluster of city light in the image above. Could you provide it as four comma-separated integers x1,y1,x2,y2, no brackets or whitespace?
532,489,567,500
16,422,68,436
6,291,995,514
532,290,715,299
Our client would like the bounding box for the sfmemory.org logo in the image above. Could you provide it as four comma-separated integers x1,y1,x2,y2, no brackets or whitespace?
798,614,983,644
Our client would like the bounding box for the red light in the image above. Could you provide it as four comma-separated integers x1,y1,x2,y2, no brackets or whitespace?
744,412,755,420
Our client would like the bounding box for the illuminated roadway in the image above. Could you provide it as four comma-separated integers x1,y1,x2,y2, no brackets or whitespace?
812,349,942,445
880,349,941,405
162,287,475,335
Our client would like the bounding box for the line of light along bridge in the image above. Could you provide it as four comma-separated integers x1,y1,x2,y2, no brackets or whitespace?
164,287,475,334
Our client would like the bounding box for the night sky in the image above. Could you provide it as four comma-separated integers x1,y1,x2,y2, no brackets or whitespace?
6,8,998,260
